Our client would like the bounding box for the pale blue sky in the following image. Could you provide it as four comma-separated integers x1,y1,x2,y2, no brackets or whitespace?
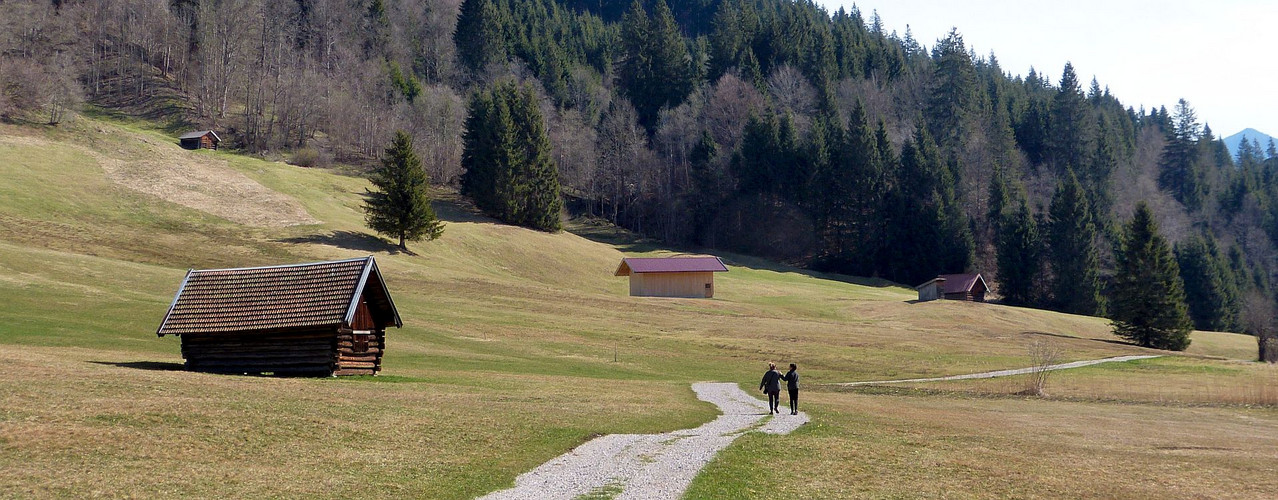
816,0,1278,139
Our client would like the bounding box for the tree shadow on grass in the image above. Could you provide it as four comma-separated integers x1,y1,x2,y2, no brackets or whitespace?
1025,330,1137,348
89,361,186,372
277,230,408,255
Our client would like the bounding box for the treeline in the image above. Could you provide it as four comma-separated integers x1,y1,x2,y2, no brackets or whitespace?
4,0,1278,339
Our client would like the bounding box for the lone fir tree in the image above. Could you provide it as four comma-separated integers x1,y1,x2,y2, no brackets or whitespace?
1110,203,1192,351
364,131,444,251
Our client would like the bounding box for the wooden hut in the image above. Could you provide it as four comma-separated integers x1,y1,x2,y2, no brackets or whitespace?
615,256,728,298
156,256,401,376
916,273,989,302
179,130,221,150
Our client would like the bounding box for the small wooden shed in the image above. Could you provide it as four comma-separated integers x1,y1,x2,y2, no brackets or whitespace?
156,256,401,376
615,256,728,298
916,273,989,302
179,130,221,150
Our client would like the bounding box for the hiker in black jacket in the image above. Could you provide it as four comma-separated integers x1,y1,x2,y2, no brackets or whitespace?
781,363,799,415
760,362,783,414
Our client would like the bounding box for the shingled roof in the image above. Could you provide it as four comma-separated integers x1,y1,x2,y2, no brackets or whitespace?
157,256,400,336
178,130,221,141
614,256,729,276
916,273,988,293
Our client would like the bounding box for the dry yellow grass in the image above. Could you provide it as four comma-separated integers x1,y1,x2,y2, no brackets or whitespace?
690,390,1278,499
1,115,1276,498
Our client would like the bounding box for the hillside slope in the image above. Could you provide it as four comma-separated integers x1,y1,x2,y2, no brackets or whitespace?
0,116,1274,498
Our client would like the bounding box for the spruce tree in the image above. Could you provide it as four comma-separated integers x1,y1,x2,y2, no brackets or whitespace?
509,83,564,231
1158,99,1206,209
687,131,724,244
461,81,562,231
617,0,694,130
884,125,973,285
926,29,978,153
1175,235,1240,332
996,199,1042,306
1110,203,1193,350
1048,63,1094,173
708,0,743,80
454,0,508,73
364,131,444,251
1048,172,1104,316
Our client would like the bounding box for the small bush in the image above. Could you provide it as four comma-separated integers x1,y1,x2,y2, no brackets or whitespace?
1022,339,1064,396
290,148,321,168
1260,335,1278,363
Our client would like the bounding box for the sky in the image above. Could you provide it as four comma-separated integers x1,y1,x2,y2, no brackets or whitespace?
815,0,1278,139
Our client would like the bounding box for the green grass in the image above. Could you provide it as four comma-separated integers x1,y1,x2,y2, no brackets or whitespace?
1,114,1276,498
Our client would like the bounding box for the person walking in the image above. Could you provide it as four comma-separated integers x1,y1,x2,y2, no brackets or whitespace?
781,363,799,415
759,362,783,414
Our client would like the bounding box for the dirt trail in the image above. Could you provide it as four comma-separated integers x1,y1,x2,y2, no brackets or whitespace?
833,355,1162,387
478,382,807,500
0,133,316,228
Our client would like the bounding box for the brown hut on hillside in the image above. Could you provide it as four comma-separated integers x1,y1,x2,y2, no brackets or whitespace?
156,256,401,376
179,130,221,150
916,273,989,302
615,256,728,298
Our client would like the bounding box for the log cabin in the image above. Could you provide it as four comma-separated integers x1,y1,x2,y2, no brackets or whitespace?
156,256,401,376
179,130,221,150
916,273,989,302
615,256,728,298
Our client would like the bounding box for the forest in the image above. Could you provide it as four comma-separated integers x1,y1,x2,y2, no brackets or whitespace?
3,0,1278,336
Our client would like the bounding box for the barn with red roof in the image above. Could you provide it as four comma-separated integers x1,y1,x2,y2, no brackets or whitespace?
916,273,989,302
614,256,729,298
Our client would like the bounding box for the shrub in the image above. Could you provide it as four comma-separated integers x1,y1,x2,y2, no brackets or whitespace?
290,148,321,168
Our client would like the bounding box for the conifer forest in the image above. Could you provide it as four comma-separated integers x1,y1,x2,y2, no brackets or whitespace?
4,0,1278,337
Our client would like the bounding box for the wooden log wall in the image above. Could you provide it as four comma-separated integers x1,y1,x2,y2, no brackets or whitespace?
181,330,337,376
334,327,385,376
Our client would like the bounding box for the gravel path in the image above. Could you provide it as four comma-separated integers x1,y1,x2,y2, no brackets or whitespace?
478,382,808,500
832,355,1162,387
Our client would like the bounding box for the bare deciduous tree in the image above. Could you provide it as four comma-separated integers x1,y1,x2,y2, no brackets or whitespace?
1242,291,1278,363
1022,339,1064,396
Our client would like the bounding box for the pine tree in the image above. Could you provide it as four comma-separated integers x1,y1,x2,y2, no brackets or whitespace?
364,131,444,250
996,199,1042,306
1110,203,1193,350
1048,172,1104,316
454,0,508,73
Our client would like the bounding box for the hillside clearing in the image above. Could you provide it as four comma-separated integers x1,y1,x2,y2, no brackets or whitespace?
0,115,1275,499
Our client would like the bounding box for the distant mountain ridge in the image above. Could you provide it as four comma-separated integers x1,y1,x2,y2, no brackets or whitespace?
1223,128,1277,158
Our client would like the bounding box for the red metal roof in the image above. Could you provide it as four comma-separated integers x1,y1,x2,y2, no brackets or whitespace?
615,256,728,276
936,273,986,294
156,257,400,336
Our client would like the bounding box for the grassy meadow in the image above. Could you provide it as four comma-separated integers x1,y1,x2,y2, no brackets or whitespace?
0,115,1275,498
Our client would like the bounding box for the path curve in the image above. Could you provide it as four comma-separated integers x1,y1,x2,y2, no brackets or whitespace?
478,382,808,500
832,355,1161,387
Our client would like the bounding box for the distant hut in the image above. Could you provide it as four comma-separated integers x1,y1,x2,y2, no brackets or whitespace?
179,130,221,150
916,273,989,302
156,256,401,376
615,256,728,298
